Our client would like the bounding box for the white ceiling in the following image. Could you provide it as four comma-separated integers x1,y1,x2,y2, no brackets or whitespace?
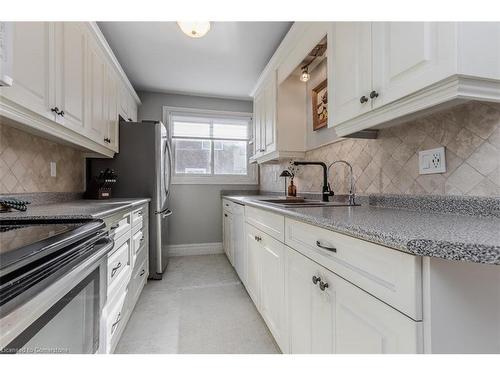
98,22,292,99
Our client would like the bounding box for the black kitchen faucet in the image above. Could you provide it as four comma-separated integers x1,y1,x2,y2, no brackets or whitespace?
293,161,334,202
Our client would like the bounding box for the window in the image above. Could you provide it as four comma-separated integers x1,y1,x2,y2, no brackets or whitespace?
165,108,256,185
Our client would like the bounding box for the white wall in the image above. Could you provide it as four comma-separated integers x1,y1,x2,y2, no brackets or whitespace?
137,91,256,246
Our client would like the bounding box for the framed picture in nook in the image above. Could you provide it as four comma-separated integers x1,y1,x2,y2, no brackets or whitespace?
312,79,328,130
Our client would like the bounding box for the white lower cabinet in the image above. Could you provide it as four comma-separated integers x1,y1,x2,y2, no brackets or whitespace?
100,203,149,353
244,223,286,351
233,205,423,354
222,209,234,266
245,223,261,307
286,245,421,354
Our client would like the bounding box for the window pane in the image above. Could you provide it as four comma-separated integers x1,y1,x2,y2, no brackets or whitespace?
213,122,248,139
173,121,210,138
173,139,211,174
214,141,247,175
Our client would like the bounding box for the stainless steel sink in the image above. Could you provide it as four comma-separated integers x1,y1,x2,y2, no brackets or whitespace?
258,198,359,208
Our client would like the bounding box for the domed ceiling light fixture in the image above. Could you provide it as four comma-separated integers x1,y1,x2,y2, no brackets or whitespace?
177,22,211,38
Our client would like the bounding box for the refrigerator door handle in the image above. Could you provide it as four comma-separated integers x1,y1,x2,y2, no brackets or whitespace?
161,209,173,219
163,138,172,201
155,207,172,215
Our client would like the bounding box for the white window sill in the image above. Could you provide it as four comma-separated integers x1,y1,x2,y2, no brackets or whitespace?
172,175,258,185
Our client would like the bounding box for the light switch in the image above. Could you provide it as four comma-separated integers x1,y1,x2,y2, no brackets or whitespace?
419,147,446,174
50,161,57,177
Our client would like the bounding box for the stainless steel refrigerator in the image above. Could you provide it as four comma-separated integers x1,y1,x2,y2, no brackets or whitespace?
88,120,172,279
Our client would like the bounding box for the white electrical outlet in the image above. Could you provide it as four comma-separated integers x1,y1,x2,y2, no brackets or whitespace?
50,161,57,177
419,147,446,175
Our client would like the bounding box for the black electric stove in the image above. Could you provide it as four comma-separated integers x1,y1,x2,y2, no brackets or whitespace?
0,219,109,317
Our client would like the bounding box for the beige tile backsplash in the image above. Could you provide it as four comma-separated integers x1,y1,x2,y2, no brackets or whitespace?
260,101,500,197
0,123,84,194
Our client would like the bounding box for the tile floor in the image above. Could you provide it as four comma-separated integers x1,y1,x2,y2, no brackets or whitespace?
115,254,280,354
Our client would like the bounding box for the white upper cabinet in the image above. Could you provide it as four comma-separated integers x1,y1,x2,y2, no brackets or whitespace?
104,67,119,152
371,22,457,108
330,22,373,126
0,22,55,121
254,22,500,141
54,22,87,133
0,22,140,157
87,36,107,144
251,72,277,161
331,22,500,136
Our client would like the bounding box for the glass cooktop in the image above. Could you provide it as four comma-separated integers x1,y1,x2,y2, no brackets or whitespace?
0,222,82,255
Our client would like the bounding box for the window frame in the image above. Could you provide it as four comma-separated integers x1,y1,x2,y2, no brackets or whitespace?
163,106,257,185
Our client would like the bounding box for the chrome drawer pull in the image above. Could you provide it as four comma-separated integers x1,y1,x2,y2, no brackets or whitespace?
312,276,321,285
111,262,122,277
139,270,145,277
316,240,337,253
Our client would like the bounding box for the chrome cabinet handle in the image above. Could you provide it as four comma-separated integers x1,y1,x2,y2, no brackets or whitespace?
312,276,321,285
369,90,379,99
224,213,228,217
59,110,65,117
111,262,122,277
319,281,329,291
316,240,337,253
137,211,143,216
360,95,368,104
51,106,60,114
254,235,262,242
139,270,145,277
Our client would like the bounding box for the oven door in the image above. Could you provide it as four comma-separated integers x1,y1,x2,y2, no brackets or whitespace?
0,240,112,354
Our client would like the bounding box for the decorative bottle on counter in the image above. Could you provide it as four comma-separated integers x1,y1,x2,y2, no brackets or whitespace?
288,178,297,197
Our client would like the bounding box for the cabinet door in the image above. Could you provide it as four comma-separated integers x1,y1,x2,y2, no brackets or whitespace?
119,84,129,120
259,232,286,349
310,268,336,353
127,94,138,122
253,93,263,155
335,272,421,354
104,67,118,151
223,211,233,264
263,77,276,153
245,224,261,308
0,22,55,121
54,22,86,133
286,246,336,354
286,246,314,353
232,211,246,284
330,22,372,126
87,38,106,144
372,22,456,107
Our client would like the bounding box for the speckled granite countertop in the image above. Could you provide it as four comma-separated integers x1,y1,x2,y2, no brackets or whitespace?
223,195,500,265
0,198,151,221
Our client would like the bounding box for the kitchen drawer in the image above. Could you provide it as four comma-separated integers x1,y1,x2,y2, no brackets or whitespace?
233,202,245,215
131,207,145,230
128,255,148,310
222,199,233,213
131,229,145,256
106,290,127,352
245,205,285,242
285,218,422,320
109,212,132,241
107,239,131,290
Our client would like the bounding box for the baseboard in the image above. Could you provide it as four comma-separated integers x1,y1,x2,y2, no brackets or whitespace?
168,242,224,257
